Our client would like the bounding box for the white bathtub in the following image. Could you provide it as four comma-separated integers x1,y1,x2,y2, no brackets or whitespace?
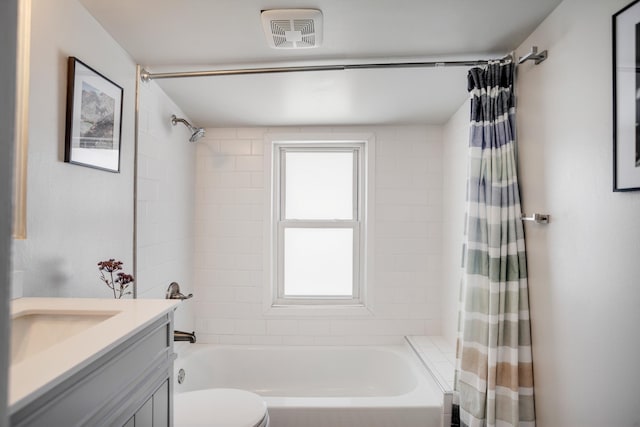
174,343,444,427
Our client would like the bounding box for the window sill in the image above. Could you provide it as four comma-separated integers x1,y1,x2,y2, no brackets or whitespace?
263,303,374,318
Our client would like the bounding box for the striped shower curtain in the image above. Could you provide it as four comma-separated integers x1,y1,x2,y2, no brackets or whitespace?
453,59,535,427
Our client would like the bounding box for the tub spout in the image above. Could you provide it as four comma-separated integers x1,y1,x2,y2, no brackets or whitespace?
174,330,196,344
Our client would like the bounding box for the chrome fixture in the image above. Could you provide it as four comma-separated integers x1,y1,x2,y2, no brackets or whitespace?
139,45,548,83
177,368,186,384
518,46,548,65
521,213,550,224
174,330,197,344
166,282,193,300
170,114,205,142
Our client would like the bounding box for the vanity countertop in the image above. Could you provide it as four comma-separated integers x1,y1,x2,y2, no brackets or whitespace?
9,297,179,412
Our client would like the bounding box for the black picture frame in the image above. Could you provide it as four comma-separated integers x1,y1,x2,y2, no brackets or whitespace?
64,57,123,173
613,0,640,191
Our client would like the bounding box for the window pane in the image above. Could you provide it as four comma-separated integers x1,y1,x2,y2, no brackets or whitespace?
285,151,353,220
283,228,353,296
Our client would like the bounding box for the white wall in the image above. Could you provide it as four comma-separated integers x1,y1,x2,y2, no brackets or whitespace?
194,126,443,345
12,0,136,298
136,79,196,332
514,0,640,425
441,100,469,347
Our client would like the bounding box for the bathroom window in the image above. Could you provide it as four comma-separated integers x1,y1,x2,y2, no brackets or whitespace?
269,137,372,308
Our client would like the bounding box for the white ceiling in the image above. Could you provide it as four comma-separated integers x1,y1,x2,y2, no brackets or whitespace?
80,0,562,127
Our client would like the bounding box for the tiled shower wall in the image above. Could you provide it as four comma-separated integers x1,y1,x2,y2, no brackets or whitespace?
136,80,196,332
194,126,443,344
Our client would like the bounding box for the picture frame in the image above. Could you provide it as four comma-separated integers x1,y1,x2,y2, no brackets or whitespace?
613,0,640,191
64,57,123,173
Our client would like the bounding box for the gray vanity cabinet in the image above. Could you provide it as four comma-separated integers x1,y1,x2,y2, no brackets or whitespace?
10,312,175,427
124,380,170,427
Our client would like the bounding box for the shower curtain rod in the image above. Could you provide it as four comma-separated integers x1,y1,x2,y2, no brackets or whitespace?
139,59,494,81
139,47,545,81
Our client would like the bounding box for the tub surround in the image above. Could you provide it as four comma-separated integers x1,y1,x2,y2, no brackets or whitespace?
194,126,443,345
9,297,178,412
405,336,455,391
174,342,443,427
406,335,455,427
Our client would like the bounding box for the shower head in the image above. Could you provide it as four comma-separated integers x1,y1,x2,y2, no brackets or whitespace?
171,115,206,143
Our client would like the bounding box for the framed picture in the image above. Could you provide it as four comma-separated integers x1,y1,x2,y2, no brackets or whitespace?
613,0,640,191
64,57,123,173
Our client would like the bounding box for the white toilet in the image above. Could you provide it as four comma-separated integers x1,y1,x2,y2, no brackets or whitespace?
174,388,269,427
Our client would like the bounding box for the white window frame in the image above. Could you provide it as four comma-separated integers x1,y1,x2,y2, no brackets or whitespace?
276,144,362,304
263,133,375,316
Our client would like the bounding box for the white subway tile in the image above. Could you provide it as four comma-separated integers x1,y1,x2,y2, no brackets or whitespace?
146,156,164,181
201,286,236,302
313,336,348,345
393,254,432,273
376,188,429,206
376,221,430,239
201,318,235,334
215,205,264,222
235,286,262,303
282,336,315,345
219,335,251,344
411,140,441,159
376,169,412,189
199,154,236,172
219,139,252,155
250,172,264,188
234,319,266,335
251,335,283,345
251,140,264,155
375,205,412,221
377,286,428,303
376,140,413,158
197,139,220,155
298,320,331,336
266,319,299,335
348,335,404,345
236,156,264,171
206,128,238,139
237,128,267,139
202,171,252,188
424,319,442,336
207,237,262,254
195,334,220,344
202,269,261,287
376,238,431,255
138,131,157,159
136,221,159,247
204,188,263,205
137,178,159,201
238,254,263,271
372,304,411,319
204,221,262,238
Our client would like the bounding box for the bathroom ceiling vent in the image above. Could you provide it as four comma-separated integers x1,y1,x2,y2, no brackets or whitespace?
261,9,323,49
